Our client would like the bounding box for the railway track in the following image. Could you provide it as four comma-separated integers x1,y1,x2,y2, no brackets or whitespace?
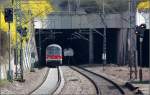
29,67,62,95
70,66,125,95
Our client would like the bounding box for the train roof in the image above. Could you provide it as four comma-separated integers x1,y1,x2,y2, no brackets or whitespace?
47,44,62,49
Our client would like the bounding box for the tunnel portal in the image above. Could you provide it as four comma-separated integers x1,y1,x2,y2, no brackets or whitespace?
35,28,122,66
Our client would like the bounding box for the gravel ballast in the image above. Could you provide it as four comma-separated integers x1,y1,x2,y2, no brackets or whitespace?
0,67,48,94
60,66,96,95
83,65,149,95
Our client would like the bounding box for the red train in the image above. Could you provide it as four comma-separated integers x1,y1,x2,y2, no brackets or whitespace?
46,44,63,66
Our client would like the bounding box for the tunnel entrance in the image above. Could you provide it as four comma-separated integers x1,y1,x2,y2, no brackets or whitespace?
35,28,120,66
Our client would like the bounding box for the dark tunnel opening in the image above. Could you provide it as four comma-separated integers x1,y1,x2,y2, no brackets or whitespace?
137,30,149,67
35,28,149,67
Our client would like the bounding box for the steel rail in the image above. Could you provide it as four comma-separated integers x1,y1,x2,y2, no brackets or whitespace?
50,66,61,94
70,66,101,95
28,67,61,95
28,68,50,95
70,66,125,95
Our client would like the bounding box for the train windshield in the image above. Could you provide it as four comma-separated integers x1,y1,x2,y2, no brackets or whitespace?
47,46,61,55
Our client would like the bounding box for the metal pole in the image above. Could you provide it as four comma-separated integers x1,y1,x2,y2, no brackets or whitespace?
129,0,132,80
129,0,137,80
0,10,2,79
39,30,41,65
102,0,107,70
103,28,107,70
76,0,80,12
139,37,143,81
149,0,150,93
15,21,18,79
15,48,17,78
68,0,71,13
8,22,12,81
39,20,42,66
129,0,138,80
89,29,94,64
14,0,21,80
20,38,24,82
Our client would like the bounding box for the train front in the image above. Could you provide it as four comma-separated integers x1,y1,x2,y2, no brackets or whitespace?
46,44,63,66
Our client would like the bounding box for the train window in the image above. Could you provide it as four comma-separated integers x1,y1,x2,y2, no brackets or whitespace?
54,47,61,54
47,46,61,55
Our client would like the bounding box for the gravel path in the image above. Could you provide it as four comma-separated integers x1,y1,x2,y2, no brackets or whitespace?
84,65,149,82
59,66,96,95
0,67,48,94
83,65,140,95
